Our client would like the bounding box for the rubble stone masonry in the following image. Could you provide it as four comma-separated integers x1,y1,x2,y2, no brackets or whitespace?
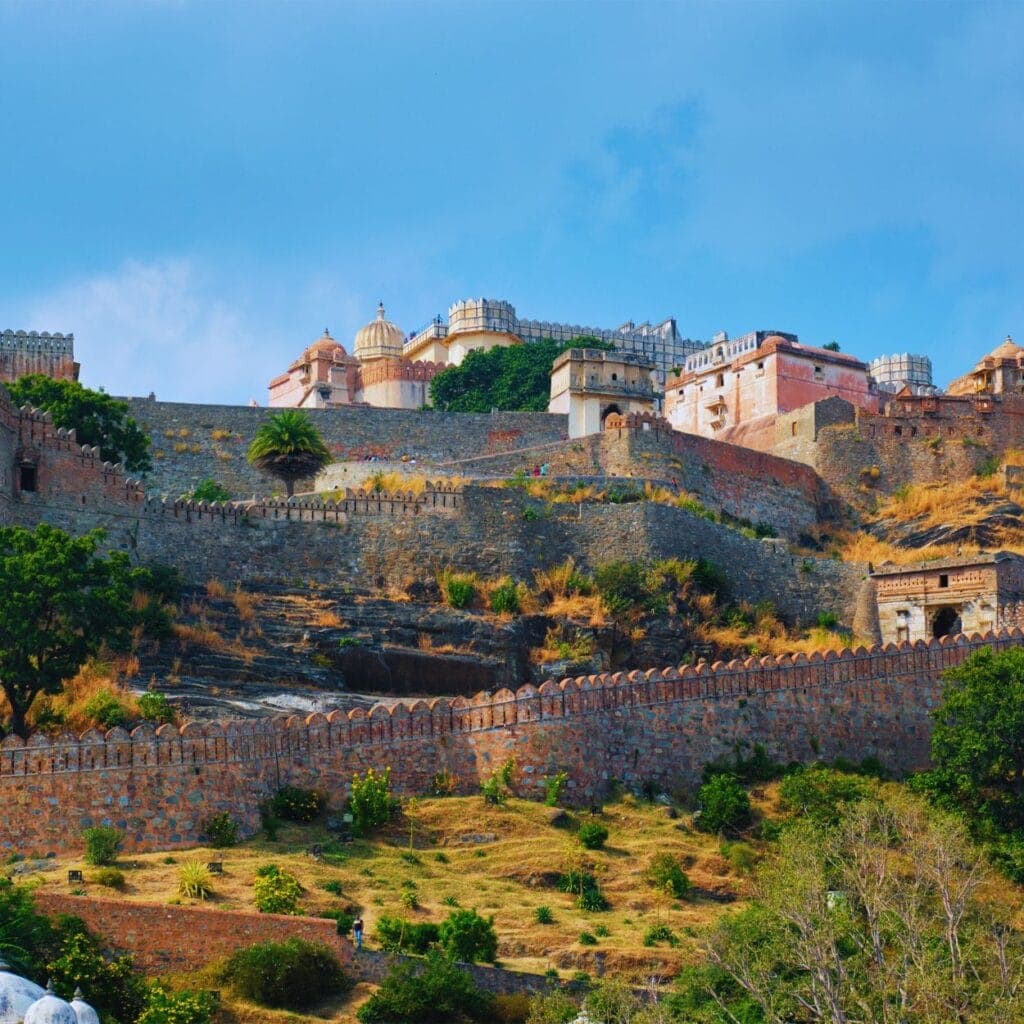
1,630,1013,855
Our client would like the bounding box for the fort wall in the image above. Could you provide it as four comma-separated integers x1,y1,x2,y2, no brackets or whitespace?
1,629,1011,855
126,399,567,497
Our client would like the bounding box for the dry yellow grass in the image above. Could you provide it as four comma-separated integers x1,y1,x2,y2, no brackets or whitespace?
311,610,344,628
27,794,767,983
205,580,228,599
231,588,258,621
173,621,226,650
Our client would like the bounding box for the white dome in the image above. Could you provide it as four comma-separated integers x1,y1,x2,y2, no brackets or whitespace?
69,990,98,1024
0,958,45,1024
23,985,77,1024
353,302,404,362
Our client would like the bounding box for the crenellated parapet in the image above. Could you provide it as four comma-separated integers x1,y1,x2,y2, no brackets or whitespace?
2,628,1019,782
355,358,446,388
144,483,464,525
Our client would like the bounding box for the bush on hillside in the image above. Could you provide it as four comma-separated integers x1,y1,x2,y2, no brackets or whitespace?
350,766,397,834
253,865,302,914
356,948,494,1023
696,774,752,834
577,822,609,850
269,785,327,823
375,916,440,955
137,986,218,1024
201,812,239,848
778,767,869,827
83,826,123,866
645,853,692,899
438,908,499,964
221,938,350,1011
48,927,147,1024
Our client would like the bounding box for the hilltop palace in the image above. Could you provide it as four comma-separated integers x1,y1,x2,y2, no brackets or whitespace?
264,295,939,443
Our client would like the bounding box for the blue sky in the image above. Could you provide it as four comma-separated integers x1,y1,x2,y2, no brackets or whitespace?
1,1,1022,403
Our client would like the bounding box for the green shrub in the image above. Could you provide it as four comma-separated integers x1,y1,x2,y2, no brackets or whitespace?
558,870,609,911
577,822,609,850
201,812,239,848
642,924,679,947
178,860,213,900
778,767,868,827
815,611,839,630
187,479,232,504
269,785,327,823
578,931,598,946
356,948,493,1023
489,578,521,615
82,689,129,729
375,916,441,954
721,840,758,874
253,865,302,914
534,905,554,925
594,924,610,938
644,854,692,899
321,908,356,936
444,575,476,609
696,774,752,833
48,928,146,1024
481,758,516,805
137,985,218,1024
400,888,419,911
138,985,217,1024
439,908,499,963
137,691,176,724
83,826,123,866
543,772,569,807
350,767,396,835
221,938,350,1010
91,867,125,889
593,561,650,616
320,879,345,897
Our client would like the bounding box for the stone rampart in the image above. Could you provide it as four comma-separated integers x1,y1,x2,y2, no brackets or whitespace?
2,630,1015,855
127,399,567,497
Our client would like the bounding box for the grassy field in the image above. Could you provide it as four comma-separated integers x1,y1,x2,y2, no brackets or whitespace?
28,792,772,983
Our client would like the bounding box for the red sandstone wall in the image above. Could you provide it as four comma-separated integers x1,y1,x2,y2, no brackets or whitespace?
34,894,353,973
3,630,1019,855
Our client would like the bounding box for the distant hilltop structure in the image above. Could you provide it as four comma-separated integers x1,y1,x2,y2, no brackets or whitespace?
268,297,701,412
868,353,935,395
0,329,78,384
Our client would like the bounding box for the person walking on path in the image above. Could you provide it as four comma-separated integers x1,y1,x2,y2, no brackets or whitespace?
353,916,364,951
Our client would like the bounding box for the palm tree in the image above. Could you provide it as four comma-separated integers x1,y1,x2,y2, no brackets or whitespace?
246,410,331,498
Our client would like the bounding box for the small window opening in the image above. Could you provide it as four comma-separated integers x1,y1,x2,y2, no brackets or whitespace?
611,373,617,381
19,465,36,492
938,574,949,588
791,422,798,436
716,373,724,388
894,425,903,437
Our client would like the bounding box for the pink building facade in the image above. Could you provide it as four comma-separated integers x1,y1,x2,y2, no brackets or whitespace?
664,331,879,452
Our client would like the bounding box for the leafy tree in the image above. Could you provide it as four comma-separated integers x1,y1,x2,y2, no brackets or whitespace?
919,646,1024,834
246,410,331,498
777,766,869,827
0,525,137,738
0,876,57,977
702,798,1024,1024
356,948,494,1023
429,337,613,413
220,938,350,1011
438,908,498,963
6,375,151,473
48,925,147,1024
697,774,752,834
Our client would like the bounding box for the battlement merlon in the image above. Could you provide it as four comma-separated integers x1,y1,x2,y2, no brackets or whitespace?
0,330,75,355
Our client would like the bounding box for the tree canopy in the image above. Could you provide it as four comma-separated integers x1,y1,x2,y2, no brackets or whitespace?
5,375,151,473
920,645,1024,834
246,410,331,498
0,524,140,738
429,337,613,413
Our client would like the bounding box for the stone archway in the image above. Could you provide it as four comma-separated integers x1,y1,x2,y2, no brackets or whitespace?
600,403,622,427
932,606,962,638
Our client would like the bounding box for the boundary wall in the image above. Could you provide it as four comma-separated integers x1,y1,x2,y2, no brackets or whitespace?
3,630,1018,855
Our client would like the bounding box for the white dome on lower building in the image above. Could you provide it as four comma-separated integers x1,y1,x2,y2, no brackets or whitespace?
23,984,77,1024
69,990,99,1024
0,958,45,1024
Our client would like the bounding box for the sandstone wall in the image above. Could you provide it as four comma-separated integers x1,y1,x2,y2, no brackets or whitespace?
3,630,1013,855
126,398,567,497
